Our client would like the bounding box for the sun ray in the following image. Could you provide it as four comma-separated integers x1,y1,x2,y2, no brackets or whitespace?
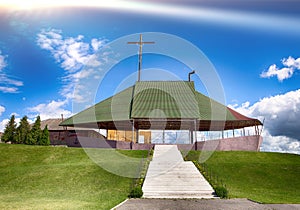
0,0,299,34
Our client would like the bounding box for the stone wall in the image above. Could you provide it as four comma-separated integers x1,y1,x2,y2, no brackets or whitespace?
195,135,263,151
58,135,262,152
69,137,154,150
116,141,131,150
132,143,154,150
78,136,116,148
177,144,195,151
49,130,106,147
116,141,154,150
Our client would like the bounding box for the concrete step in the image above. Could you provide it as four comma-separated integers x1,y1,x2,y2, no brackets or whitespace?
143,187,214,191
143,175,207,179
143,191,215,199
143,184,212,189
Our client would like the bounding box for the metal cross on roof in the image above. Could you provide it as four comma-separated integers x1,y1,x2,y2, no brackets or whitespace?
127,34,155,82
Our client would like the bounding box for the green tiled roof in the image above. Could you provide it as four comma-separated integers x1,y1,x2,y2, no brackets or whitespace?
195,91,236,121
61,86,133,126
60,81,261,129
131,81,199,119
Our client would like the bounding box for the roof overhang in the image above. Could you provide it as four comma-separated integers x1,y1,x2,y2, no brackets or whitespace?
60,81,263,131
63,118,262,131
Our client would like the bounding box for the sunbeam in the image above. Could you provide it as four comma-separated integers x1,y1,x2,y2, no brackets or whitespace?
1,0,299,35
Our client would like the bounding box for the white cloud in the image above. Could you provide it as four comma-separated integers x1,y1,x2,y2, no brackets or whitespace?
36,28,107,102
0,115,36,133
0,113,19,132
260,56,300,81
0,75,23,87
0,105,5,116
0,51,23,93
28,100,72,120
0,51,7,71
33,29,111,119
63,68,95,83
91,38,106,51
0,86,18,93
0,118,9,132
261,130,300,154
36,28,106,71
10,112,20,117
230,89,300,154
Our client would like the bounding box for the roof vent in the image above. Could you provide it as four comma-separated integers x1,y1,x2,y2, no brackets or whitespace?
188,70,195,81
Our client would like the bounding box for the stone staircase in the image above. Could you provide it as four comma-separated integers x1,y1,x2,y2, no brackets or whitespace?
142,145,215,199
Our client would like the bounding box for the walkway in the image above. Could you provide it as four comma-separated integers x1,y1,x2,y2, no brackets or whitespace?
142,145,215,199
114,198,300,210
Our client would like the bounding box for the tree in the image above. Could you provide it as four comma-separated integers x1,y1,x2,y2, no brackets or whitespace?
40,125,50,146
16,116,30,144
2,115,17,143
25,132,35,145
31,116,42,145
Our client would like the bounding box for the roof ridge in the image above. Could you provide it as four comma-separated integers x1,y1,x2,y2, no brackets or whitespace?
136,80,194,83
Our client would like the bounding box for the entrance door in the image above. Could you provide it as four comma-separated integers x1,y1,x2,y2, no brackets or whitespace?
138,136,144,144
151,130,190,144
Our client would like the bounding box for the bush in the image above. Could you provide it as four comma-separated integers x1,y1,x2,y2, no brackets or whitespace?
215,186,228,198
129,186,143,198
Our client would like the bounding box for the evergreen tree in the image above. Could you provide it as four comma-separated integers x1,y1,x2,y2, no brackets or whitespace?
40,125,50,146
16,116,30,144
31,116,42,145
2,115,17,143
25,131,35,145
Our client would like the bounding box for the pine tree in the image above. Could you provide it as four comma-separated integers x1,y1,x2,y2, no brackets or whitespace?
2,115,17,143
16,116,30,144
31,116,42,145
25,132,35,145
40,125,50,146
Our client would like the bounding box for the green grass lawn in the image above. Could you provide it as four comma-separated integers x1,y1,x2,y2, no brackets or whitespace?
0,144,148,210
184,151,300,204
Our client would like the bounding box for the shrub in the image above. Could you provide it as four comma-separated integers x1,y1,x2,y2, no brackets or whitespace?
129,186,143,198
215,186,228,198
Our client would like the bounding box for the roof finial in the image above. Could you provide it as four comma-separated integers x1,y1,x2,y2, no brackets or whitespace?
127,34,155,82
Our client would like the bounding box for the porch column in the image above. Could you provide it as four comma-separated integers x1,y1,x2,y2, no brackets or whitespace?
132,119,135,143
190,129,194,144
194,119,197,142
136,129,139,144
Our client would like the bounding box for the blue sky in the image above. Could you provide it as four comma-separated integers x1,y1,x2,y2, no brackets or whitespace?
0,0,300,154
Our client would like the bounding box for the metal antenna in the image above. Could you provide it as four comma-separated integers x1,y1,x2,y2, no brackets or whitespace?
128,34,155,81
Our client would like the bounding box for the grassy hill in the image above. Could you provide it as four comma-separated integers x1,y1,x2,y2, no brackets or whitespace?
0,144,148,210
1,144,299,209
185,151,300,204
